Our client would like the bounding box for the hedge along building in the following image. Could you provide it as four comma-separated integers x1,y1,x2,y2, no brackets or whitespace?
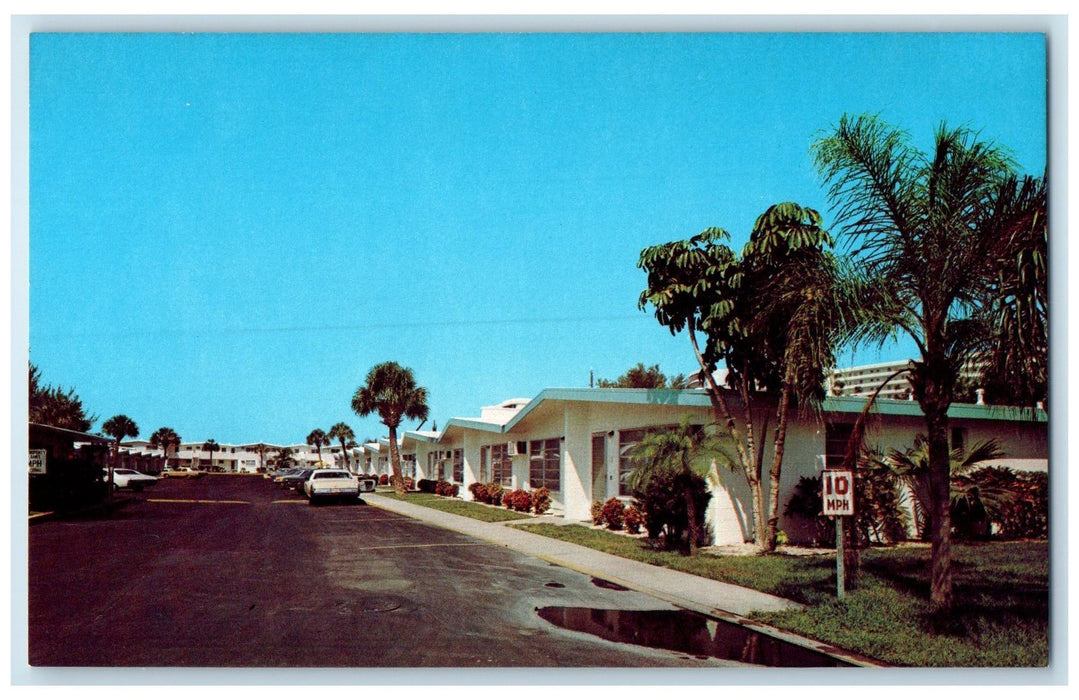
394,387,1048,546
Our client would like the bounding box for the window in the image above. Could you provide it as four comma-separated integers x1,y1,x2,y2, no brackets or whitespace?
617,427,660,496
488,443,512,486
529,439,561,491
951,427,967,453
825,423,855,468
452,449,464,483
617,425,700,495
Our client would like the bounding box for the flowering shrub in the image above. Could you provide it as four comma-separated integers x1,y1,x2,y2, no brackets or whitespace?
484,483,505,506
418,479,438,493
468,482,488,503
591,500,605,525
531,487,552,515
601,498,626,530
403,477,415,491
623,504,643,534
435,480,459,498
378,474,389,486
503,489,532,512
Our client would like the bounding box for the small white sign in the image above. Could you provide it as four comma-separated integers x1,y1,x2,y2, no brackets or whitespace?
29,449,48,475
821,469,854,516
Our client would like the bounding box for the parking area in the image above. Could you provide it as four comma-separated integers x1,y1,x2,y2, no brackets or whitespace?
27,475,738,669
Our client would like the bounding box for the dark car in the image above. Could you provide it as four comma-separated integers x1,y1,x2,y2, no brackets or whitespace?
279,469,314,491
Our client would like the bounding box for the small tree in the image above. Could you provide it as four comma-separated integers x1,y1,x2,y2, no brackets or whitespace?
626,419,727,555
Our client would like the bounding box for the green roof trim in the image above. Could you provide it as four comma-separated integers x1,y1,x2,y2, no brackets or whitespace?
390,387,1047,447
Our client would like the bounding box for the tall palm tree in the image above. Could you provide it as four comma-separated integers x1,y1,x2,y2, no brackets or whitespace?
328,422,356,471
351,362,429,494
149,427,181,470
202,439,220,472
102,414,139,495
252,442,269,473
813,113,1045,613
306,429,328,465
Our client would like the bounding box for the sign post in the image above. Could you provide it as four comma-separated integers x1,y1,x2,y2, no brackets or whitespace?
822,469,854,600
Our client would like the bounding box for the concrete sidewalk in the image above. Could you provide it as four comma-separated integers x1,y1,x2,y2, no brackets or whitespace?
364,493,801,618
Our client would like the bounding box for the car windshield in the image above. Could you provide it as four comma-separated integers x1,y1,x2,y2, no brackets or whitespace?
315,472,349,479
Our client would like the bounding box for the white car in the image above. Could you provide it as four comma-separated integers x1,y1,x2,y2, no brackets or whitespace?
106,468,159,492
304,469,360,503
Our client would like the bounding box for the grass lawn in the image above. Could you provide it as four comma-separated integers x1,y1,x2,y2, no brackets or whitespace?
377,491,533,523
513,523,1048,668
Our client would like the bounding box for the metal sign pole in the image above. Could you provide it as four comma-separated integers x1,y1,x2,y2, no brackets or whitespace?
836,516,845,599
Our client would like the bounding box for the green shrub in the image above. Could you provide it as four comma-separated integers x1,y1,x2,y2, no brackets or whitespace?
418,478,438,493
633,469,711,550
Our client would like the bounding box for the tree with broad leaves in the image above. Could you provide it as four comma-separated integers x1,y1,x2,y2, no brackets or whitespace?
639,202,853,552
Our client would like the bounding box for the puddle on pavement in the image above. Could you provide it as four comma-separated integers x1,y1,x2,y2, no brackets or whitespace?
537,607,851,667
590,577,630,591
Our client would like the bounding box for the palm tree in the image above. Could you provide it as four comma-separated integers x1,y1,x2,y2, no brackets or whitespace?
149,427,181,470
252,442,269,473
202,439,220,472
272,446,295,470
627,419,734,555
328,422,356,471
813,113,1045,613
877,435,1007,541
352,362,429,494
306,429,329,465
102,414,139,495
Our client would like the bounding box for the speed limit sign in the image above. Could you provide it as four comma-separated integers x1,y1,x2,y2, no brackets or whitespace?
821,470,854,516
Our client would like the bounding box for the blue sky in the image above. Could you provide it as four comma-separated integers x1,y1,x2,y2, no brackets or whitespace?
27,32,1047,446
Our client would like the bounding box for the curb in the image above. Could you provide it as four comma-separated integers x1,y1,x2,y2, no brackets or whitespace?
28,496,135,525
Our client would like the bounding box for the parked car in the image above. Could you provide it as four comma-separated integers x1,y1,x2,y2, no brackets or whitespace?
304,469,360,503
279,469,314,491
162,466,203,478
104,468,159,492
271,468,303,484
